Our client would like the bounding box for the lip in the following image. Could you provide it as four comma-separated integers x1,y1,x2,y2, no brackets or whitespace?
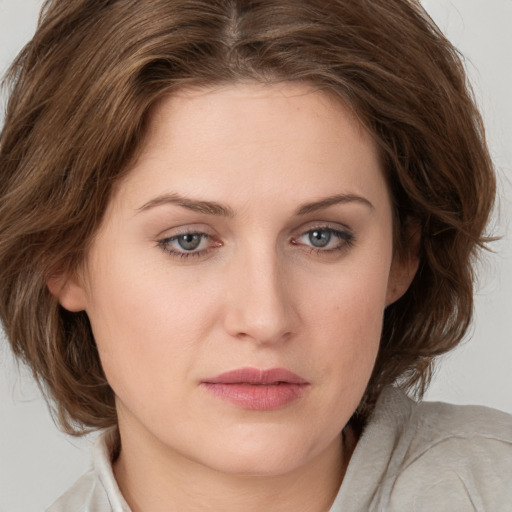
201,367,310,411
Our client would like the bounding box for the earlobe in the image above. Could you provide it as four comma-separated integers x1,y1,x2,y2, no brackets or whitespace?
385,226,420,306
385,254,419,306
47,273,88,312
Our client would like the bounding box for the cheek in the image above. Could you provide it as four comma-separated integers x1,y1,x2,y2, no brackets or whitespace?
299,257,390,382
83,250,220,399
306,256,389,332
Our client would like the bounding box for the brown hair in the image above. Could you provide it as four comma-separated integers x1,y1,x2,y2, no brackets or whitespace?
0,0,495,434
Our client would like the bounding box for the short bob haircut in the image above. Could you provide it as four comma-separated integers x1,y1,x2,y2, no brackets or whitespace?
0,0,495,435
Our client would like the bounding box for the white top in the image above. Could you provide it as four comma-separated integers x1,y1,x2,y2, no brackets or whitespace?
47,387,512,511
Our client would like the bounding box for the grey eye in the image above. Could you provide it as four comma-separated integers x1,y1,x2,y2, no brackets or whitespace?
177,234,203,251
308,229,331,247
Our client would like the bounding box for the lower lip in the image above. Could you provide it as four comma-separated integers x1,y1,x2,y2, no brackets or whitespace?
201,382,309,410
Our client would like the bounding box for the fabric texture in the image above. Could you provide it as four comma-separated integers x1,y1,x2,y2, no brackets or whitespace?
46,387,512,512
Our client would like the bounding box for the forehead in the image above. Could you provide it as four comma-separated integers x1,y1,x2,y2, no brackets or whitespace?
145,81,369,152
111,81,387,216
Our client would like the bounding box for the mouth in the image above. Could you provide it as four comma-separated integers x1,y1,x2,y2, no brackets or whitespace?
201,367,310,410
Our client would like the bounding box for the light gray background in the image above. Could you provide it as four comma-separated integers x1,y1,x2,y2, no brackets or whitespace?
0,0,511,510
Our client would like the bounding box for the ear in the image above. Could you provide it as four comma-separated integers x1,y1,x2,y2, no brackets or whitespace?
385,226,420,306
47,272,88,312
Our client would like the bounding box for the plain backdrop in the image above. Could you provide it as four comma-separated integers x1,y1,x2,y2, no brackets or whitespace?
0,0,511,510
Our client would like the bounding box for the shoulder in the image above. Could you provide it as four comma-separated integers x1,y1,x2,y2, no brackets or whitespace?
46,469,111,512
387,391,512,511
46,429,130,512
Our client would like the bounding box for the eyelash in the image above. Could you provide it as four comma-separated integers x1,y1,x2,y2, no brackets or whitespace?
157,226,355,260
157,231,215,260
293,226,355,256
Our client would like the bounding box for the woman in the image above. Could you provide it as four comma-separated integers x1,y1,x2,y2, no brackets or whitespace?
0,1,510,511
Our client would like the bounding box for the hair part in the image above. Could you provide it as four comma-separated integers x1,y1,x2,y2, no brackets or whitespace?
0,0,495,434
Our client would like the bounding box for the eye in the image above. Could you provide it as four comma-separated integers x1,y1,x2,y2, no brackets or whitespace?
174,233,204,251
158,231,220,259
292,226,355,254
308,229,334,248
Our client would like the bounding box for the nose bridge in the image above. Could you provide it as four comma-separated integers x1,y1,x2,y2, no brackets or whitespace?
223,242,294,344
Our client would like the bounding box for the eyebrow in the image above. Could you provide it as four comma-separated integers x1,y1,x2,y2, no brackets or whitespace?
295,193,374,215
137,192,374,217
137,192,235,217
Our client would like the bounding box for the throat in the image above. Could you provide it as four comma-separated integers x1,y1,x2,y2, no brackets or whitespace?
111,428,353,512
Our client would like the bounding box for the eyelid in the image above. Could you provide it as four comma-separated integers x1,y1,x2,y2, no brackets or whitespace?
156,225,222,259
291,220,354,239
154,223,216,239
290,223,356,253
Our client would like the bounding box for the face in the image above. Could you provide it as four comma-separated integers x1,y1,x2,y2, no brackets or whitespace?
55,82,414,477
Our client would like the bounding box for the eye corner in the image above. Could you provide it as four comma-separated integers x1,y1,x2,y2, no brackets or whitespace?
291,224,356,256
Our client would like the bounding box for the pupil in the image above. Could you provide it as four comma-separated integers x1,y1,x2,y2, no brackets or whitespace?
178,234,201,251
309,230,331,247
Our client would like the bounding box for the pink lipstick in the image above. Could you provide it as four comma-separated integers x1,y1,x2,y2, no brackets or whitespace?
201,367,309,410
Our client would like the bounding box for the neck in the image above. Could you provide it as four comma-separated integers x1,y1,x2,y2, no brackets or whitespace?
113,425,356,512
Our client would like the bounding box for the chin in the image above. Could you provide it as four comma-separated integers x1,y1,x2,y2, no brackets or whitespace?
203,450,305,478
190,427,332,478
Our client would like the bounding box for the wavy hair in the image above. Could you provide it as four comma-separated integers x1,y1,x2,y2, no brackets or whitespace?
0,0,495,434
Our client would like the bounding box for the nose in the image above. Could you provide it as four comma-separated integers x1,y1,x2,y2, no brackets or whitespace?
222,248,296,346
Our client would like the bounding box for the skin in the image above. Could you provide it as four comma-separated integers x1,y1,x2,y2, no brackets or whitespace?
52,82,417,512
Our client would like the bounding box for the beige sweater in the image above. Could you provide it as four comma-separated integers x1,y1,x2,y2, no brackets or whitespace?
47,387,512,512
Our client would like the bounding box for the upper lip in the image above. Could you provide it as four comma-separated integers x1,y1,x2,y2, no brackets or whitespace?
203,367,309,385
